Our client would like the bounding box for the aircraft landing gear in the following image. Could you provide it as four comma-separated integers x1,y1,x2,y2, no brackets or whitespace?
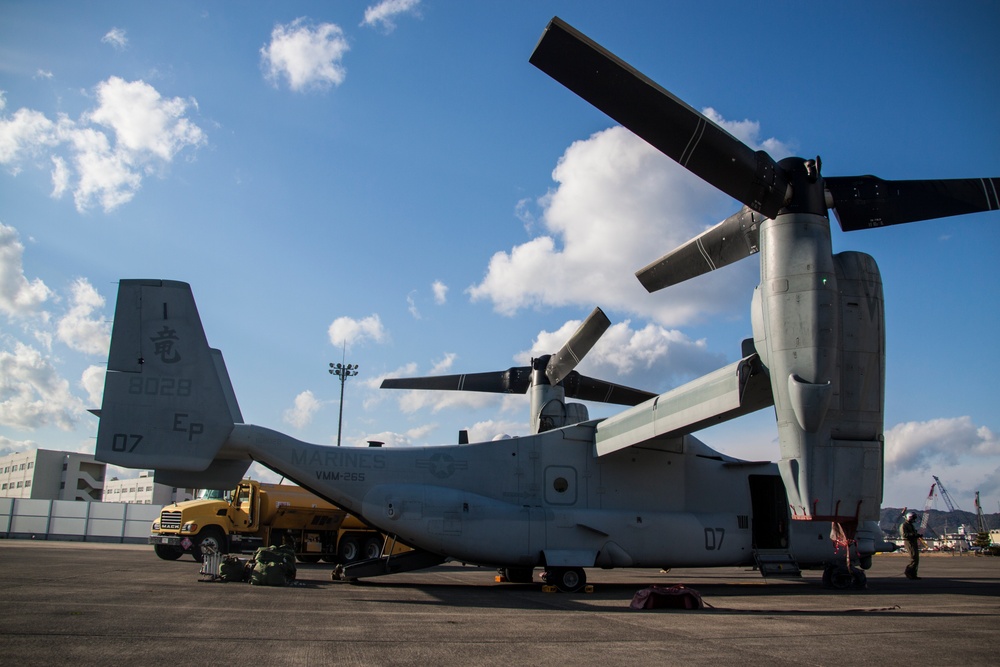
543,566,587,593
498,567,534,584
821,520,867,591
822,563,867,590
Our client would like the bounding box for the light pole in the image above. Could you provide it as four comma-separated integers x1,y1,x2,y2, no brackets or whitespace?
329,360,359,446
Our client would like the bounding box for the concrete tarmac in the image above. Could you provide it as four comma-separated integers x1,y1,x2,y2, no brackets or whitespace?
1,540,997,666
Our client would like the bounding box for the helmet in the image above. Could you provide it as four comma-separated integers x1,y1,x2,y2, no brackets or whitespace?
906,511,918,521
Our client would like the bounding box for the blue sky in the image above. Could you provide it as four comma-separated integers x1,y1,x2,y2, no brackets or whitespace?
1,1,998,512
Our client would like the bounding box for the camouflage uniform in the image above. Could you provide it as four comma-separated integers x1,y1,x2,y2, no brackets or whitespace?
900,516,921,579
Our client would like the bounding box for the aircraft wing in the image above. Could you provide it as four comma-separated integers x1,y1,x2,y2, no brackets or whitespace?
595,354,773,456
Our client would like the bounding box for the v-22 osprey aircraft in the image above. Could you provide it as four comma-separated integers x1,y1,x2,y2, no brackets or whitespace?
94,18,998,592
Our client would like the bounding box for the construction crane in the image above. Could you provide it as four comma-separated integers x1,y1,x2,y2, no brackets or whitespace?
918,482,937,536
932,475,962,512
974,492,992,549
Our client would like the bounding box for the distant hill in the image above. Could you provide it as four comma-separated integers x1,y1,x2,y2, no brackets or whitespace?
880,507,998,538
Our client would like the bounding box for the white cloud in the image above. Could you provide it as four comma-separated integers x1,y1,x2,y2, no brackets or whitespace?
362,0,421,32
87,77,204,162
0,341,84,430
282,390,325,429
885,417,1000,472
517,316,726,393
80,364,106,407
466,419,528,443
0,434,39,457
56,278,110,355
406,290,421,319
468,111,792,329
701,108,792,158
0,107,58,164
328,313,387,348
0,78,205,213
0,222,52,318
429,352,456,375
398,387,499,415
881,417,1000,509
50,155,69,198
373,311,728,422
364,418,527,448
432,280,448,305
261,18,349,92
359,423,438,447
101,27,128,50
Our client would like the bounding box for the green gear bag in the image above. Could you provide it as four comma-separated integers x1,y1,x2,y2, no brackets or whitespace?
250,545,297,586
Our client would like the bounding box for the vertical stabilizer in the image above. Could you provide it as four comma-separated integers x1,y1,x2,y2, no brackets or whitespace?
96,280,247,479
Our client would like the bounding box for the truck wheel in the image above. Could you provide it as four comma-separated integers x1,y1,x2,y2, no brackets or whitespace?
192,528,227,563
362,536,384,560
338,536,360,563
153,544,183,561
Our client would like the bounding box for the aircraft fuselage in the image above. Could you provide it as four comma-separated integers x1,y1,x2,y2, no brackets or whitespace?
225,422,862,570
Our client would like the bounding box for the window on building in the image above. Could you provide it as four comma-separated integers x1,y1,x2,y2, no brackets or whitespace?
1,484,6,490
24,481,30,488
27,462,33,469
19,463,25,470
16,481,23,488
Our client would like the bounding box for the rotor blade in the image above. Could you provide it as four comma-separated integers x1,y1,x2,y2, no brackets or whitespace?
826,176,1000,231
562,372,658,406
635,206,763,293
381,368,531,394
545,307,611,386
530,17,789,218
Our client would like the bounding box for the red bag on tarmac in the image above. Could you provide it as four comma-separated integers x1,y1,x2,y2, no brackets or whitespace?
629,585,705,610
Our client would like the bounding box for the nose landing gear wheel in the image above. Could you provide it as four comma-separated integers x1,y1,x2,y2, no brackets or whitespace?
544,566,586,592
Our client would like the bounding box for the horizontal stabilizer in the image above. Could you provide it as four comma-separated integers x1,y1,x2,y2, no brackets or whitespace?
154,459,250,490
596,354,773,456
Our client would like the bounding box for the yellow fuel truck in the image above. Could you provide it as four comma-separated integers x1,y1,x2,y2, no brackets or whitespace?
149,479,388,563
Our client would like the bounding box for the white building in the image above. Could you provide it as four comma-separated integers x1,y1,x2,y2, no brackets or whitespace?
0,449,105,501
101,471,196,505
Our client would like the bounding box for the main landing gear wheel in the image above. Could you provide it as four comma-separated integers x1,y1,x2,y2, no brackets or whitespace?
822,564,867,590
544,567,587,593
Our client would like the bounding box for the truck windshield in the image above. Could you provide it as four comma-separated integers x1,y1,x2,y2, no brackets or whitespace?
198,489,231,502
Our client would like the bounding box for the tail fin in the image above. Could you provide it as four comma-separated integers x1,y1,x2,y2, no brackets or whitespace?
96,280,250,484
